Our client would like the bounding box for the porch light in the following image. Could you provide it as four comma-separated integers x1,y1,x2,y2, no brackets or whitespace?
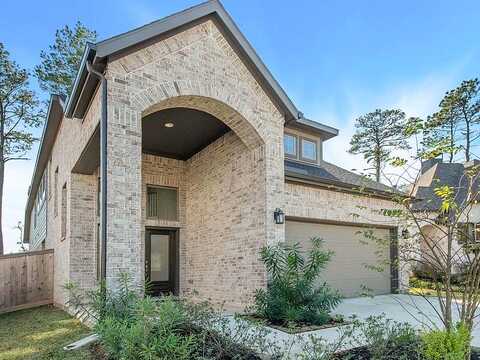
401,228,410,239
274,208,285,224
164,122,174,128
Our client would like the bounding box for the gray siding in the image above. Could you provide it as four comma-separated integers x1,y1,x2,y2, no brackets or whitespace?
29,171,48,250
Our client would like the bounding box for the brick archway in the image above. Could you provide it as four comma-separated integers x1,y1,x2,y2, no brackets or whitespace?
134,90,267,150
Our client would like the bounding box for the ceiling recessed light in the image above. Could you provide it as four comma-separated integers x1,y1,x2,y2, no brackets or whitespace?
164,122,174,128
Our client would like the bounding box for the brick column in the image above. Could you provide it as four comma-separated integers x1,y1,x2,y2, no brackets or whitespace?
105,79,144,290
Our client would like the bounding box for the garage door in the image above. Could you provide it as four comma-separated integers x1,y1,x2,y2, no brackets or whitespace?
286,221,392,297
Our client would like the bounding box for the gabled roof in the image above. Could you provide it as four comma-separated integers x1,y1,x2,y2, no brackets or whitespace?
411,160,479,211
65,0,338,139
285,159,395,196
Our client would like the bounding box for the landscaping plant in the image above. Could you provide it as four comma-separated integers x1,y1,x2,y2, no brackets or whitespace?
253,237,342,328
422,323,471,360
66,274,283,360
351,315,424,360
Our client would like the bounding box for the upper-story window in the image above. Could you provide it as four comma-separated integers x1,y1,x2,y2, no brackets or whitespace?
284,132,319,163
284,134,297,157
300,138,318,162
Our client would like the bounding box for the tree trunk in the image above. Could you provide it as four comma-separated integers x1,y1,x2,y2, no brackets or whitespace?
449,123,454,163
466,120,470,162
375,156,381,183
0,160,3,255
444,225,454,331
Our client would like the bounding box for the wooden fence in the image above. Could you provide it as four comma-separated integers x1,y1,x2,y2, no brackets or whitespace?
0,249,54,314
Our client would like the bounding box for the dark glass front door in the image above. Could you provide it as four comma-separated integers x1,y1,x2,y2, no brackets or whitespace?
145,229,178,296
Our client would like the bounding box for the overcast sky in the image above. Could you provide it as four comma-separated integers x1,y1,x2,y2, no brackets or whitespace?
0,0,479,253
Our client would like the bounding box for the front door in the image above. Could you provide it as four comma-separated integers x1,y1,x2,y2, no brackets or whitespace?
145,229,178,296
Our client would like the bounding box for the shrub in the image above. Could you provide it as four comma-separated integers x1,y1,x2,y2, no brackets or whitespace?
253,237,342,327
422,323,471,360
346,314,424,360
66,274,282,360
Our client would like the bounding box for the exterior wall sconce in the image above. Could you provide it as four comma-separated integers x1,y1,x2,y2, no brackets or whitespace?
401,228,410,239
274,208,285,224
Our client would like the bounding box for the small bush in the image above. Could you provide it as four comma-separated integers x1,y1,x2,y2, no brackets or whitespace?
67,274,282,360
422,323,471,360
345,314,424,360
253,237,342,327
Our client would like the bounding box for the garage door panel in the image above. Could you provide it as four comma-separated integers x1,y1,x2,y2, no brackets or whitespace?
286,221,391,297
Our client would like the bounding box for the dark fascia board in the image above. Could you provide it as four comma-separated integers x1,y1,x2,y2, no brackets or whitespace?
285,169,397,199
64,43,97,118
23,95,65,243
64,0,338,139
288,117,339,140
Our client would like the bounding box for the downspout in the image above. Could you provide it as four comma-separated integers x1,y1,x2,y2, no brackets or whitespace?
86,61,108,282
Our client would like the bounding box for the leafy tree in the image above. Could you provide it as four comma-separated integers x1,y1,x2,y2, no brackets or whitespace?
348,80,480,359
0,43,43,254
349,109,410,182
34,22,97,98
425,79,480,162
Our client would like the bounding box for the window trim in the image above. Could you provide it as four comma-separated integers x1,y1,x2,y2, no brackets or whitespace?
60,182,67,241
54,167,59,218
457,222,480,244
146,185,179,222
299,136,318,163
284,133,298,159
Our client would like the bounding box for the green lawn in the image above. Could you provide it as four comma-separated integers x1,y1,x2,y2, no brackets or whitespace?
0,305,96,360
409,276,464,299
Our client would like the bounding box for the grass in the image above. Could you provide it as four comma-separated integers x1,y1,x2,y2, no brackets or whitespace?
409,276,464,299
0,305,96,360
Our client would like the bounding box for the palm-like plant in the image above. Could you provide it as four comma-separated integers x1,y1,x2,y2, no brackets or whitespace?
254,237,342,327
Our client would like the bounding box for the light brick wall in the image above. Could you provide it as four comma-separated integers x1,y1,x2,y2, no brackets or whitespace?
285,181,398,226
69,172,98,291
105,18,285,308
184,132,267,310
44,87,101,306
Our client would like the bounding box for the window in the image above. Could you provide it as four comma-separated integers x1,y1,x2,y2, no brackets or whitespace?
48,159,52,199
54,167,59,217
147,186,178,221
300,138,318,162
284,132,320,163
97,176,101,217
96,223,101,280
284,133,297,157
61,183,67,239
457,223,480,244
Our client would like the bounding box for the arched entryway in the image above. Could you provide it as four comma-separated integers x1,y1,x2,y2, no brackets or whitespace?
137,96,271,310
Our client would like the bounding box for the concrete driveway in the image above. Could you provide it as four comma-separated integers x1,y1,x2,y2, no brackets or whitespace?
253,294,480,355
332,294,480,346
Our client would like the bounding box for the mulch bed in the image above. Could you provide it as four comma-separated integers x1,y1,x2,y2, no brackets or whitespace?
88,343,108,359
333,346,480,359
242,314,346,334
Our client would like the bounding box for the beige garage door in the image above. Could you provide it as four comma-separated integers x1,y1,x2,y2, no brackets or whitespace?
286,221,391,297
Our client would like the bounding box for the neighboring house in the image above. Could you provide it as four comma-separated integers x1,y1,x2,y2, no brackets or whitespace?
23,0,403,311
411,158,480,274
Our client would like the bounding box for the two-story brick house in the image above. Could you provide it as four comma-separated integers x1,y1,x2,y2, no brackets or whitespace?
24,0,403,311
